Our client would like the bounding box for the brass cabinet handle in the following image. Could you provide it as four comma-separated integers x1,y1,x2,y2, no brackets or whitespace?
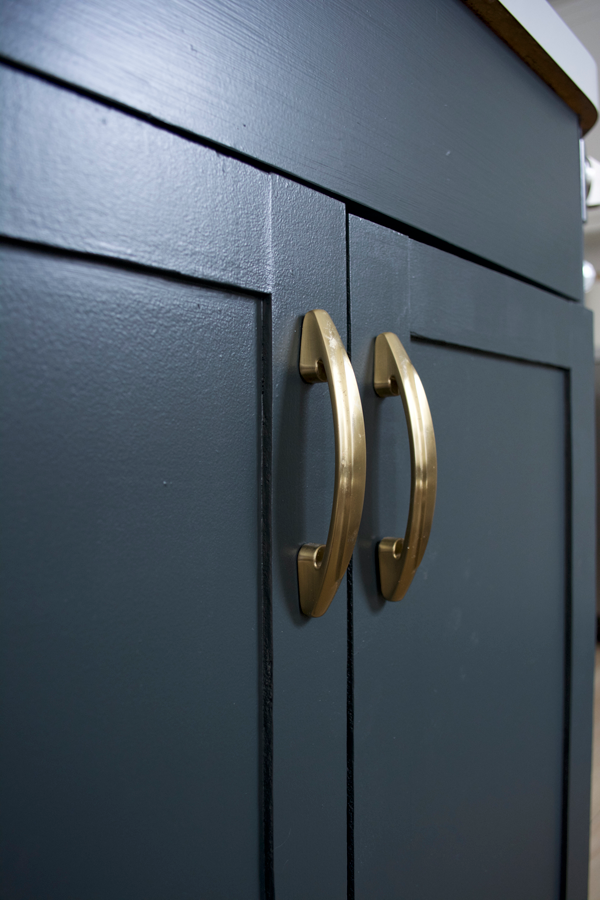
298,309,367,618
374,332,437,602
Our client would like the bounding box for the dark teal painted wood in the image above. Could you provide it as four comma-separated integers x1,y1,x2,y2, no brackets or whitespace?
408,241,585,368
0,0,583,300
408,237,595,900
0,246,263,898
0,15,594,898
270,176,348,899
0,65,270,292
0,63,351,897
349,216,594,899
562,316,595,900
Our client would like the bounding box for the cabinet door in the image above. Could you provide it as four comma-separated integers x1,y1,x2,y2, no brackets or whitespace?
349,216,595,900
0,65,348,899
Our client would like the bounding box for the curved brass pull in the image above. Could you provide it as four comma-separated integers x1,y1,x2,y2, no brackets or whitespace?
298,310,367,618
374,332,437,602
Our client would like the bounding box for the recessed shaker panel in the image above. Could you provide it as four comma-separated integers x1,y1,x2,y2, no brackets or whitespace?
0,247,262,899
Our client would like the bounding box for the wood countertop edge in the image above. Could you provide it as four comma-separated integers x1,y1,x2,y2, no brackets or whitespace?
462,0,598,134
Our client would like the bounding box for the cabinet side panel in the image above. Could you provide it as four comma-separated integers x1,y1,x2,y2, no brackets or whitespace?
0,248,262,898
565,312,595,900
0,0,583,299
270,177,347,899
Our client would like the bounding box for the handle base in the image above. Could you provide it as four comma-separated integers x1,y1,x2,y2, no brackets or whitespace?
378,537,410,602
298,543,332,617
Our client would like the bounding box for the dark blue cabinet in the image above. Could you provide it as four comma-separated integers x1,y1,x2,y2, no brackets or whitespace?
0,3,595,899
